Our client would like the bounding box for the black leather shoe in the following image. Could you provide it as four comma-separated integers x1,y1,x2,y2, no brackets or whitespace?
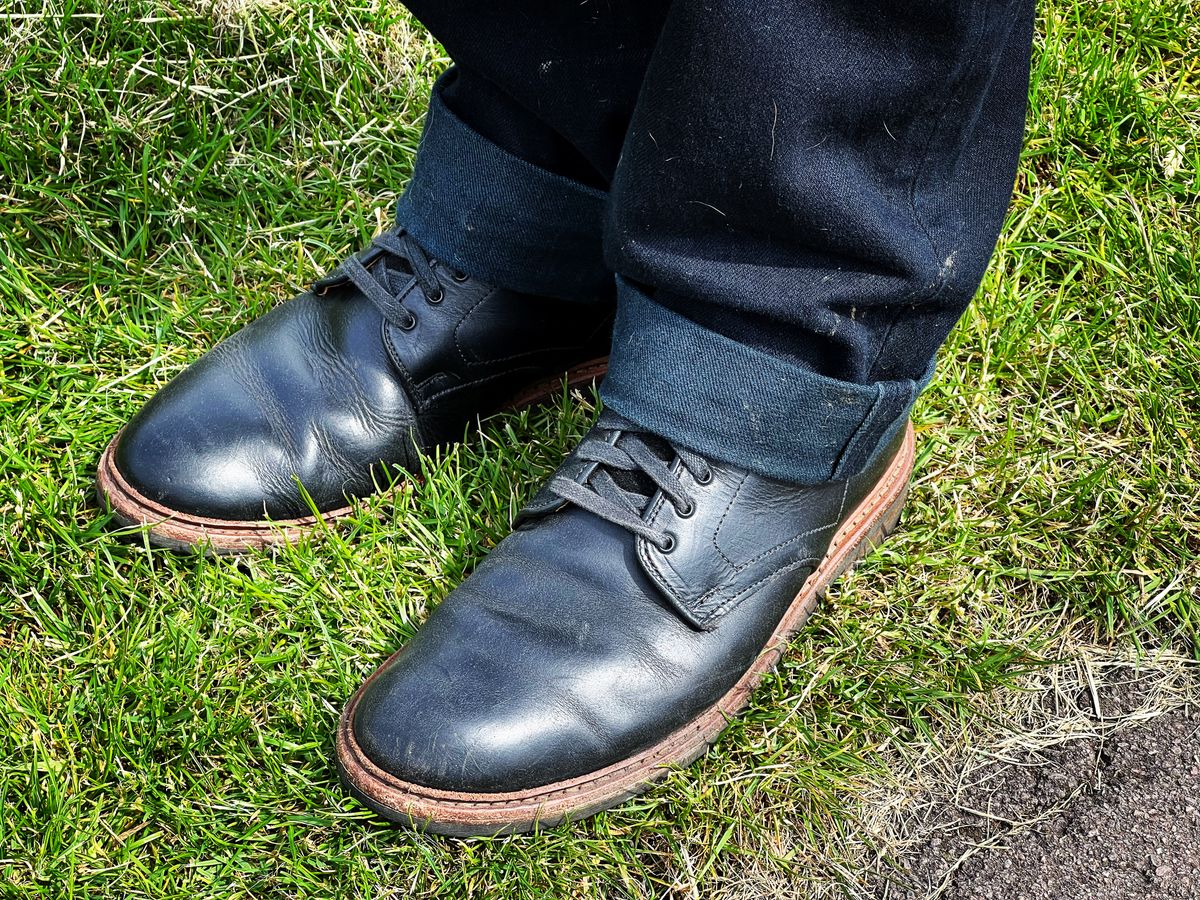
337,411,915,834
97,227,612,552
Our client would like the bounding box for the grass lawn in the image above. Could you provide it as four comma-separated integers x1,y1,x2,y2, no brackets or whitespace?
1,0,1197,896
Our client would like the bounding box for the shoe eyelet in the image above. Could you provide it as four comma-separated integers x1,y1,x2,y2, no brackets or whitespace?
694,469,713,486
426,288,444,304
399,314,417,331
675,500,695,518
658,532,677,553
450,270,469,283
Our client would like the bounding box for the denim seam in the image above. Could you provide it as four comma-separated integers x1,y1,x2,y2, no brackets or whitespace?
831,385,887,481
831,381,917,481
907,0,992,296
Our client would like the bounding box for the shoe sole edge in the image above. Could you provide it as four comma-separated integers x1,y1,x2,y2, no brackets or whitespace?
335,420,916,835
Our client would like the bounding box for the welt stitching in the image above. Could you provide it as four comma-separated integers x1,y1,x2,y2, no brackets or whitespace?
353,430,912,809
353,662,730,806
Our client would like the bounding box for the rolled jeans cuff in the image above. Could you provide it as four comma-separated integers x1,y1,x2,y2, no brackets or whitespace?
395,73,610,303
600,280,928,484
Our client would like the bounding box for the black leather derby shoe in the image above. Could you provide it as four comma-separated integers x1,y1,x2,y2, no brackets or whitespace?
337,411,915,834
97,226,612,552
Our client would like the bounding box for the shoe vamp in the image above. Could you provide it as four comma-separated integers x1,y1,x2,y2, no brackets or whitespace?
355,508,795,792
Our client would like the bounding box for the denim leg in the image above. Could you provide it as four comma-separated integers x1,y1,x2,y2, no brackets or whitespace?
392,1,671,302
601,0,1036,482
395,72,610,302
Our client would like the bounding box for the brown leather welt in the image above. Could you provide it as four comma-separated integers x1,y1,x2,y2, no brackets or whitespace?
99,438,354,533
504,356,609,411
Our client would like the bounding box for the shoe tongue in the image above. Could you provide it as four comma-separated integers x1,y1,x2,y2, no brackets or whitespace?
378,251,415,292
365,226,419,290
603,431,675,500
379,243,417,282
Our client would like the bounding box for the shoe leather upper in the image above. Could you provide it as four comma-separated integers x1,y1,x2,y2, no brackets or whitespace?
113,248,612,522
350,424,904,793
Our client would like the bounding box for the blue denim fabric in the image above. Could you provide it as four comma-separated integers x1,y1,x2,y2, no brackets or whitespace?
603,280,932,483
396,78,610,303
394,0,1034,484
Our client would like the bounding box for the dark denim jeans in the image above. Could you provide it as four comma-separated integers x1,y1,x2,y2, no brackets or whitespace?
394,0,1035,483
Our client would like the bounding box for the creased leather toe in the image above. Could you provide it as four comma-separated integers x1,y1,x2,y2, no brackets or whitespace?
113,293,418,522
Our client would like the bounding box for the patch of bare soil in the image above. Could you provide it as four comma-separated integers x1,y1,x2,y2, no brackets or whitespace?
874,696,1200,900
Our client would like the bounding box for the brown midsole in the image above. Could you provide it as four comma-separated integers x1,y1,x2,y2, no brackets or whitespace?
95,439,341,550
95,356,610,551
336,421,916,832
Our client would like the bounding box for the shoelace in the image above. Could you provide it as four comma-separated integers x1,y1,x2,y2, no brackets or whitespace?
548,411,713,551
330,227,464,330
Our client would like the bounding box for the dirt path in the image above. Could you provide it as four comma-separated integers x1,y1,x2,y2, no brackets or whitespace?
875,702,1200,899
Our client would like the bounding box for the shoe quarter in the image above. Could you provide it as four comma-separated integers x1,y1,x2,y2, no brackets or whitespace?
385,280,598,409
382,279,492,403
638,464,849,629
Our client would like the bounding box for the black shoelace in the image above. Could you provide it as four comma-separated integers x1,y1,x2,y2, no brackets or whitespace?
548,411,713,552
331,227,464,330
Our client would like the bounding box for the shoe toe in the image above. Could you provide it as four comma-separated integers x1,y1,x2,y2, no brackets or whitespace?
345,513,715,796
349,640,557,795
109,292,419,523
112,393,274,520
113,358,288,521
